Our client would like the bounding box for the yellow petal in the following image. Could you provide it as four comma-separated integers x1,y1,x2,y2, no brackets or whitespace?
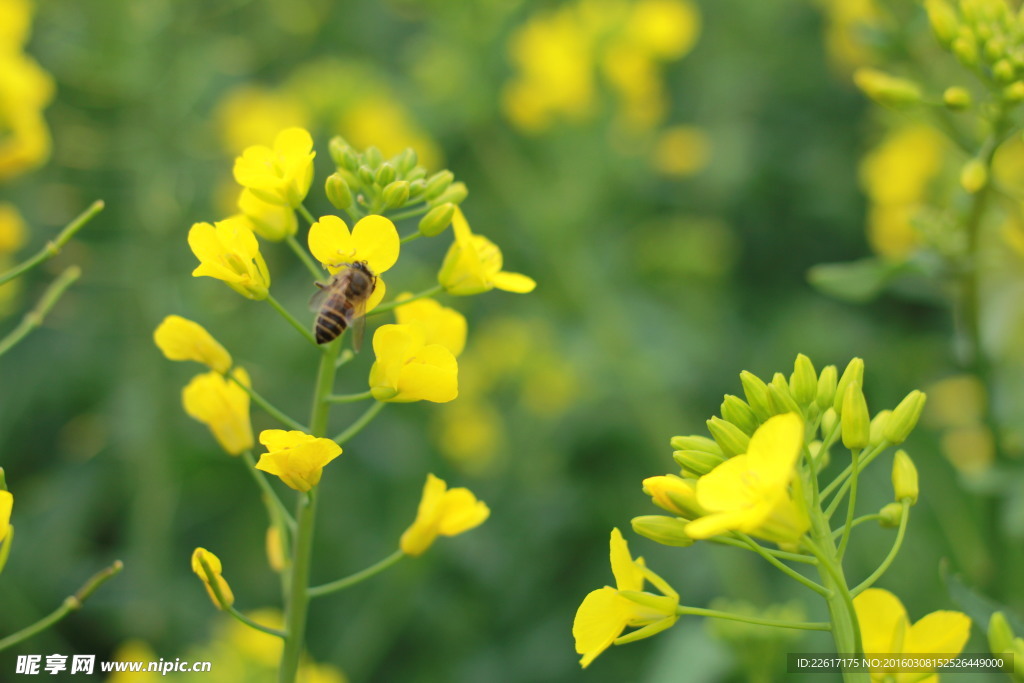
609,528,645,591
308,215,353,272
746,412,803,487
394,296,467,356
573,587,632,668
906,610,971,656
492,270,537,293
395,344,459,403
154,315,232,373
695,455,754,511
350,215,400,274
854,588,909,654
0,490,12,543
436,488,490,536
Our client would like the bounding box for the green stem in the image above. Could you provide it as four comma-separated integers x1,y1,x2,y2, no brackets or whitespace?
229,373,309,432
709,536,817,564
0,200,103,287
286,233,323,280
266,293,318,347
734,533,829,596
851,501,910,597
837,449,862,560
822,441,888,516
326,390,374,403
333,401,385,445
676,606,831,632
0,560,122,652
297,203,316,227
197,556,286,638
279,341,340,683
389,204,431,222
804,531,867,682
308,550,404,598
831,514,882,540
241,451,296,532
370,284,444,316
0,266,81,358
399,231,423,245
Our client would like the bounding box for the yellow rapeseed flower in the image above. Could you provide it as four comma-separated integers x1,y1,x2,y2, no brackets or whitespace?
642,474,705,518
686,413,810,544
188,216,271,300
400,473,489,556
191,547,235,609
255,429,342,492
438,209,535,296
154,315,232,373
182,368,254,456
214,86,310,154
573,528,679,668
394,295,467,357
854,588,970,682
0,202,27,254
237,188,298,242
232,127,315,208
307,214,399,311
0,0,34,48
368,324,458,403
0,489,12,544
0,51,54,181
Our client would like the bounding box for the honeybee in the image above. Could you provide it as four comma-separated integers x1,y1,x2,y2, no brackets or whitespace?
310,261,377,347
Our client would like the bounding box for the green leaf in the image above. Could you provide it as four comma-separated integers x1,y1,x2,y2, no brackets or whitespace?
807,258,902,303
942,561,1024,635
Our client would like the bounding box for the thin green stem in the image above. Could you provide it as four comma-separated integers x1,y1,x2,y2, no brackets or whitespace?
837,449,862,560
228,373,308,432
370,284,444,316
297,203,316,226
709,536,817,564
286,233,323,280
0,200,103,287
734,533,829,596
333,401,385,445
0,266,81,358
389,204,431,222
851,501,910,597
308,550,404,598
335,349,355,368
266,294,318,347
0,560,122,652
197,556,286,639
831,514,882,540
326,390,374,403
241,451,296,532
804,534,867,682
399,231,422,245
676,606,831,632
822,441,888,515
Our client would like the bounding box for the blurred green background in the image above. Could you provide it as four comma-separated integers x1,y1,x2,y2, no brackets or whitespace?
0,0,1019,680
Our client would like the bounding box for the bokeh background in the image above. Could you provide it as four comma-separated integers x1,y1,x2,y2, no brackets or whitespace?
1,0,1023,680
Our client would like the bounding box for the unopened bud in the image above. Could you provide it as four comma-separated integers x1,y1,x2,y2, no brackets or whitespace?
632,515,695,547
423,170,455,200
817,365,838,411
740,370,774,420
721,394,759,435
790,354,818,405
821,407,839,437
870,410,892,447
988,611,1015,656
769,374,801,415
841,383,870,450
853,68,923,106
884,390,927,444
357,165,375,187
878,502,904,528
961,159,988,193
642,475,704,518
395,148,418,175
834,358,864,414
1004,81,1024,102
325,173,353,210
994,59,1017,83
673,448,726,477
381,180,410,210
944,86,973,109
925,0,960,46
431,181,468,206
418,203,456,237
328,136,351,168
892,449,919,504
707,417,751,457
953,34,980,66
364,146,383,169
375,162,397,187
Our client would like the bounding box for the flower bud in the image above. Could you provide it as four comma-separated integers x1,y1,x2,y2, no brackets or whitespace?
1004,81,1024,102
325,173,353,210
642,475,704,518
191,547,234,609
841,382,870,450
994,59,1017,83
878,502,904,528
381,180,410,210
768,375,801,415
364,146,383,169
673,448,726,477
961,158,988,193
431,181,468,206
670,435,722,453
395,148,418,175
834,358,864,414
884,390,927,444
265,526,285,573
632,515,694,547
892,449,918,504
408,179,427,199
925,0,960,46
357,165,375,187
870,409,892,447
423,170,455,200
328,136,351,167
821,407,839,437
817,365,838,410
790,354,817,405
988,611,1015,656
707,417,751,457
418,202,456,237
375,162,397,187
740,370,774,420
943,86,972,109
953,33,979,67
721,394,759,435
853,68,923,107
985,36,1007,61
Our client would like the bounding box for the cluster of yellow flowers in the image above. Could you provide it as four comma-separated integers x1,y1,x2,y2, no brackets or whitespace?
0,0,54,181
573,355,973,677
502,0,700,134
0,204,27,311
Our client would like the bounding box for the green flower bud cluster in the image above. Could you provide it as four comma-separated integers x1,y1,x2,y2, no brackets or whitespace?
326,137,466,235
926,0,1024,97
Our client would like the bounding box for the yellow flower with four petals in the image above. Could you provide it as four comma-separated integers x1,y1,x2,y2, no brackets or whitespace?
188,216,271,300
154,315,232,374
400,473,489,556
438,208,536,296
368,324,458,403
182,368,254,456
308,214,400,312
232,127,315,208
254,429,342,492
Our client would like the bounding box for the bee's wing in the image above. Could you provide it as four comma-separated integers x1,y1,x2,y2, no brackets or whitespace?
308,281,331,312
350,296,368,353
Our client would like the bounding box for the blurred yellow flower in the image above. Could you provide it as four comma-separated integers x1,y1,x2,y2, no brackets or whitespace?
191,547,235,609
816,0,882,71
107,640,160,683
214,86,310,154
651,125,711,177
237,188,298,242
400,473,489,556
394,295,467,357
0,489,12,544
623,0,700,59
686,413,810,544
154,315,232,373
188,216,271,300
854,588,970,682
573,528,679,668
0,51,54,181
182,368,254,456
337,93,441,170
368,324,458,403
436,400,503,472
438,209,535,296
255,429,342,492
233,127,315,208
0,202,27,254
0,0,33,48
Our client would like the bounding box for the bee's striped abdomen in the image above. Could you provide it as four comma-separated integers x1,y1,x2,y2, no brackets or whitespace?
315,295,353,344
